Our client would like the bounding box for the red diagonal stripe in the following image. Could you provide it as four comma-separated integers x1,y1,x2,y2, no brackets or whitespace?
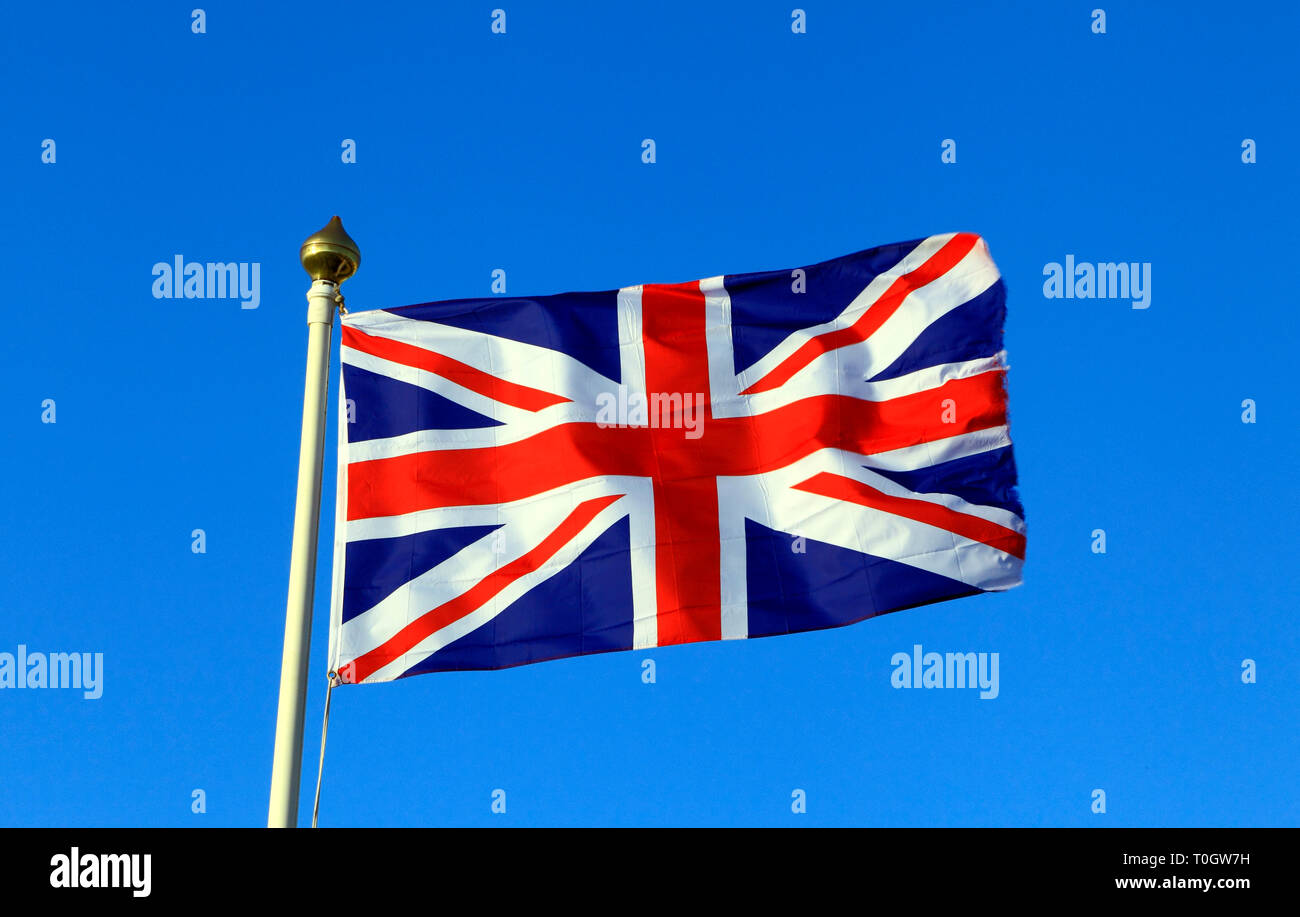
342,324,569,412
792,471,1025,559
340,493,623,683
742,233,981,395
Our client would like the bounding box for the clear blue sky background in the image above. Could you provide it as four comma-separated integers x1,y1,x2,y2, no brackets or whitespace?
2,1,1296,827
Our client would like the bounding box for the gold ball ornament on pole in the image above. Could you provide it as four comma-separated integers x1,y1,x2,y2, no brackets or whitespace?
299,215,361,284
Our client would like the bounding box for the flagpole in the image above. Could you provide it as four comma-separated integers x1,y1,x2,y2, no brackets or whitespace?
268,216,360,828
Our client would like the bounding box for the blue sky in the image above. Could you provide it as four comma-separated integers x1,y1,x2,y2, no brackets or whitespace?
2,1,1296,827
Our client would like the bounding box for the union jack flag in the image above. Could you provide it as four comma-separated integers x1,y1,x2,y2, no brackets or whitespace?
328,233,1024,684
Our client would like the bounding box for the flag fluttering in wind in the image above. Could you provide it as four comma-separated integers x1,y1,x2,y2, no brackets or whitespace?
328,233,1024,684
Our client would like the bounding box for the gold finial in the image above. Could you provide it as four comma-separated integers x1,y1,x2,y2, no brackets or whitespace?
299,216,361,284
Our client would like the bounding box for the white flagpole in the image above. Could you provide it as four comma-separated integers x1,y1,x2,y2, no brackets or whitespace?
268,217,360,828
